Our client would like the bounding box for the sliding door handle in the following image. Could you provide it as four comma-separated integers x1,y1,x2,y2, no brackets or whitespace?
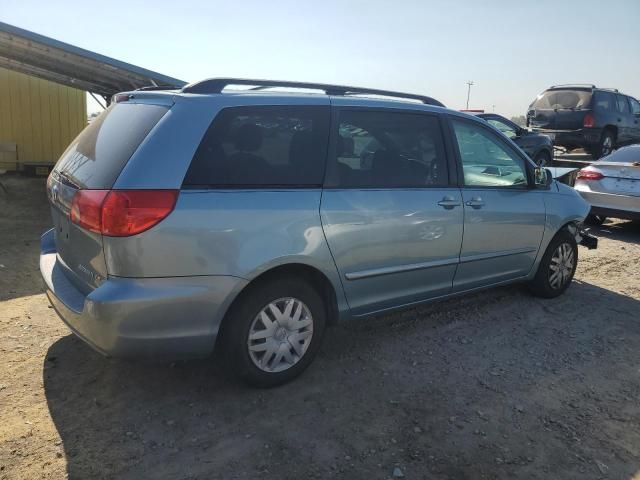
437,196,461,209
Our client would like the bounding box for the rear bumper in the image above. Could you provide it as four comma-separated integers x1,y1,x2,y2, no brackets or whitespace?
39,229,247,360
574,187,640,220
533,128,601,148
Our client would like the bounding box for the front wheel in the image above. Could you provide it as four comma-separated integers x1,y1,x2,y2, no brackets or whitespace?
221,277,326,387
528,229,578,298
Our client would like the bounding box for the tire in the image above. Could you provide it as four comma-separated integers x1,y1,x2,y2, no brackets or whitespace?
528,229,578,298
593,130,615,159
221,277,326,387
533,150,551,167
585,214,607,226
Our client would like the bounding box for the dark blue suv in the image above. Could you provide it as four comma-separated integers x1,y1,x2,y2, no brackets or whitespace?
527,85,640,158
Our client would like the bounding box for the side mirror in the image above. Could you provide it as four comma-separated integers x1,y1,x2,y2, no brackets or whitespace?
534,167,553,187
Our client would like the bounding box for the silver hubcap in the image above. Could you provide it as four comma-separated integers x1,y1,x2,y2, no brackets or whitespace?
602,136,613,156
549,243,575,289
247,297,314,373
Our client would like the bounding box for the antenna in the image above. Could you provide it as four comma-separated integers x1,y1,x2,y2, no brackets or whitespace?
466,81,475,110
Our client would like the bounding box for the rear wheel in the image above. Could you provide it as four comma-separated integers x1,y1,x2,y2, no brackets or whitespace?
533,150,551,167
528,229,578,298
221,277,326,387
593,130,615,159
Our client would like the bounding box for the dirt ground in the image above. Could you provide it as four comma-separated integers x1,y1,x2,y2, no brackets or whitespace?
1,175,639,480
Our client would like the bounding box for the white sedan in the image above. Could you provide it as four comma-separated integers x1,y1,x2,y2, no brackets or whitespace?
575,144,640,224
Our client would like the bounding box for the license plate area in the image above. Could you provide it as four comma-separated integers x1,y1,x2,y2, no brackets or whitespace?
613,178,639,196
51,207,74,259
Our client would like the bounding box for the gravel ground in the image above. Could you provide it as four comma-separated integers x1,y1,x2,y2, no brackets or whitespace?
1,175,639,480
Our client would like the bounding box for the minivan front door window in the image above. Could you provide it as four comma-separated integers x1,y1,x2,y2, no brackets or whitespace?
452,120,527,187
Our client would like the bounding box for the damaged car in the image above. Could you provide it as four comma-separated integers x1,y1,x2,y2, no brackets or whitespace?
41,79,597,387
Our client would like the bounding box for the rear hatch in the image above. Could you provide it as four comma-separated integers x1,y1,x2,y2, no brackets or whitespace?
47,100,170,293
528,89,593,130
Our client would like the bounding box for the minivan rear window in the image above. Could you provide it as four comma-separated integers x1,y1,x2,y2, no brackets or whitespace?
54,103,169,188
531,90,592,110
183,105,330,188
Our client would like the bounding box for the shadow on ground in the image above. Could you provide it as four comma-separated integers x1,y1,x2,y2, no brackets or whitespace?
590,219,640,246
43,281,640,480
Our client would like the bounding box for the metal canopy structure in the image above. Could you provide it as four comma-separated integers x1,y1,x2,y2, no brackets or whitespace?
0,21,187,102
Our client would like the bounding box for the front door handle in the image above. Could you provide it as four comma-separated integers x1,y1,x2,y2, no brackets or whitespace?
465,197,485,209
437,196,461,209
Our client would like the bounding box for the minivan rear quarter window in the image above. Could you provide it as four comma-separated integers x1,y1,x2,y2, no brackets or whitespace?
183,105,330,188
54,103,169,189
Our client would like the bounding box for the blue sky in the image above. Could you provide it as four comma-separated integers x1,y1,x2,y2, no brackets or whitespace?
1,0,638,117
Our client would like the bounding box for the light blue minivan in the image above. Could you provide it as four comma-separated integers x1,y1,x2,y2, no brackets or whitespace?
40,79,596,386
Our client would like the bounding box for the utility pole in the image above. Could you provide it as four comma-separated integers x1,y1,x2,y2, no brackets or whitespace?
492,104,495,112
466,80,474,110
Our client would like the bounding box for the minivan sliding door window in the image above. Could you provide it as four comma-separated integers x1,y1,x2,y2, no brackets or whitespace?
326,110,449,188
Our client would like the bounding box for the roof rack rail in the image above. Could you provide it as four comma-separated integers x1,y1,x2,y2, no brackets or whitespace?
135,85,182,91
181,78,445,107
599,87,619,93
549,83,596,89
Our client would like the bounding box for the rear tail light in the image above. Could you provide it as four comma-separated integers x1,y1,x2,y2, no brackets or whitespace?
70,190,178,236
70,190,109,233
583,113,595,128
576,169,603,181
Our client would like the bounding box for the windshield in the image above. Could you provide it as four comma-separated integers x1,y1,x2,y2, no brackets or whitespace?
531,90,592,110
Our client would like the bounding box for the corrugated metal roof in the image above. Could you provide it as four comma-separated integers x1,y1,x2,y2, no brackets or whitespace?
0,21,187,98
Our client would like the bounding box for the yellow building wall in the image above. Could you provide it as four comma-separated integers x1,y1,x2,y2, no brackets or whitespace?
0,66,87,170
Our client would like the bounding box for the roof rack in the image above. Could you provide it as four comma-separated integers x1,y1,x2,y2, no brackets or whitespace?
135,85,182,91
181,78,445,107
599,87,619,93
549,84,596,89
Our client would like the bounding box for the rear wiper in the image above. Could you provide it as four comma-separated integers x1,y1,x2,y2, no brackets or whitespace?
56,171,81,188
